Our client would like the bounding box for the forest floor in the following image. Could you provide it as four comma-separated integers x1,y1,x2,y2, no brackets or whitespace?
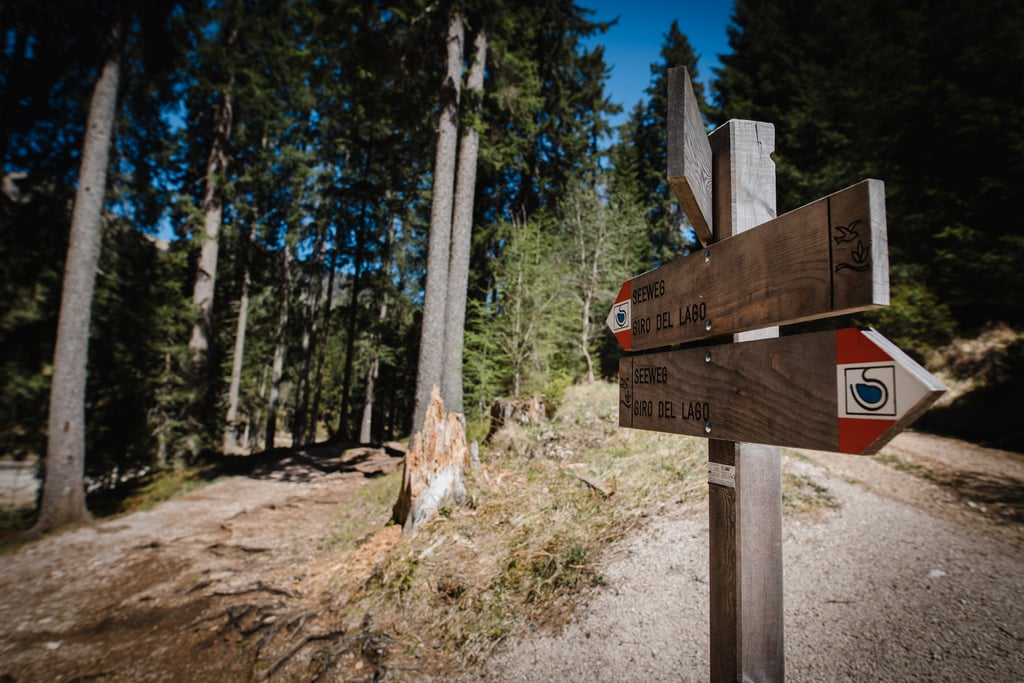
1,384,1023,682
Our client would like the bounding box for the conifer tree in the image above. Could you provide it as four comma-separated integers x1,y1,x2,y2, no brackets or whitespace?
610,20,706,267
441,25,488,415
714,0,1024,332
33,19,123,535
412,7,464,433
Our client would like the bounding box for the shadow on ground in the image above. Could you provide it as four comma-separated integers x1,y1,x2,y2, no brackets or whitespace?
81,441,407,520
941,470,1024,523
918,337,1024,453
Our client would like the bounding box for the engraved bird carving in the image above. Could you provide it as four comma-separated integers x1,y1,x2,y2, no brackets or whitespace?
833,219,862,244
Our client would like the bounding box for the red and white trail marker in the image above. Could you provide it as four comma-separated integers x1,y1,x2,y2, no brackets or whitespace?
834,328,945,454
605,280,632,350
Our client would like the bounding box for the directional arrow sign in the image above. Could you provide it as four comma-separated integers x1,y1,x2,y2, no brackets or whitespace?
618,328,945,454
606,179,889,351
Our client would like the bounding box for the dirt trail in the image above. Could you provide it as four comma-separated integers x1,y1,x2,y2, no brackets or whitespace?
1,432,1022,682
0,444,405,682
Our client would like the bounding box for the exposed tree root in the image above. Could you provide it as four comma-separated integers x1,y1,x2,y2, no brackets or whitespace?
265,628,346,678
212,581,300,598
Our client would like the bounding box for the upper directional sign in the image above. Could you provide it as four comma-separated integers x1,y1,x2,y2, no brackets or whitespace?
606,179,889,351
619,328,945,455
667,66,713,244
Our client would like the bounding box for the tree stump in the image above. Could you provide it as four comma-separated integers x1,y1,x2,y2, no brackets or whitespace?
392,387,470,531
486,395,549,441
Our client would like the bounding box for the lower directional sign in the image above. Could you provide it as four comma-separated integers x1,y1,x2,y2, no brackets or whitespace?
619,328,946,454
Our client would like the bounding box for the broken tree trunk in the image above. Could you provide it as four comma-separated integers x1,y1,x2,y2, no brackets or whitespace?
392,387,470,532
486,395,549,441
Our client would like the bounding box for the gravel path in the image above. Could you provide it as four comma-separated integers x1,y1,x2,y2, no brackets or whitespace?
469,433,1024,682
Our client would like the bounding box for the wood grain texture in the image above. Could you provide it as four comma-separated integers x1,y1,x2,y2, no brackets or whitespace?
706,119,784,683
829,178,890,311
620,332,837,450
707,469,736,678
667,67,713,244
624,179,888,351
711,119,776,240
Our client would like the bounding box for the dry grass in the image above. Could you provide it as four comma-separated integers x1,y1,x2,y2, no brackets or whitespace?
929,323,1021,406
781,471,840,517
319,380,707,675
317,381,849,677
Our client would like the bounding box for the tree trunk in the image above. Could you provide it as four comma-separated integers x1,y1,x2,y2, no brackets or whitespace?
251,365,268,452
307,246,337,444
412,9,464,433
336,221,365,441
265,244,291,450
441,28,487,415
581,227,600,384
222,224,252,453
292,322,311,445
359,213,397,445
187,68,235,367
33,40,121,536
359,354,380,445
581,292,594,382
292,231,326,446
512,261,524,399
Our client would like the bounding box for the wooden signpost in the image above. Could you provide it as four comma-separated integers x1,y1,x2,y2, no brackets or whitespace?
609,67,946,682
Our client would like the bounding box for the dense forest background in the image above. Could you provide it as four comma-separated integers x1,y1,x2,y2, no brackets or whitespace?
2,0,1021,518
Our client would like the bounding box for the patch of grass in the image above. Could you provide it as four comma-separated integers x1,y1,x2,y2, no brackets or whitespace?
89,465,221,517
0,507,35,542
782,447,812,463
466,416,491,446
873,454,938,483
329,471,402,548
782,471,839,517
328,381,708,674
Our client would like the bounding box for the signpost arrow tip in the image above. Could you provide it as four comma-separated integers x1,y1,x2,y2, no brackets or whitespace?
606,281,632,350
836,328,946,454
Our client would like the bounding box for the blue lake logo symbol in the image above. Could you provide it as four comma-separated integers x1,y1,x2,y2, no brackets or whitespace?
610,301,629,332
843,365,897,417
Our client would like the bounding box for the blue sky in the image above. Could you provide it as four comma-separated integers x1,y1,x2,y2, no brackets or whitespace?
582,0,735,126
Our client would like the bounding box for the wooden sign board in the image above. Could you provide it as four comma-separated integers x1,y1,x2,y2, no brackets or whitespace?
667,66,713,244
607,179,889,352
618,328,945,455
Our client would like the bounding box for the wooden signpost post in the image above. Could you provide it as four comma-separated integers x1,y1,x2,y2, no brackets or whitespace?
609,67,946,682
